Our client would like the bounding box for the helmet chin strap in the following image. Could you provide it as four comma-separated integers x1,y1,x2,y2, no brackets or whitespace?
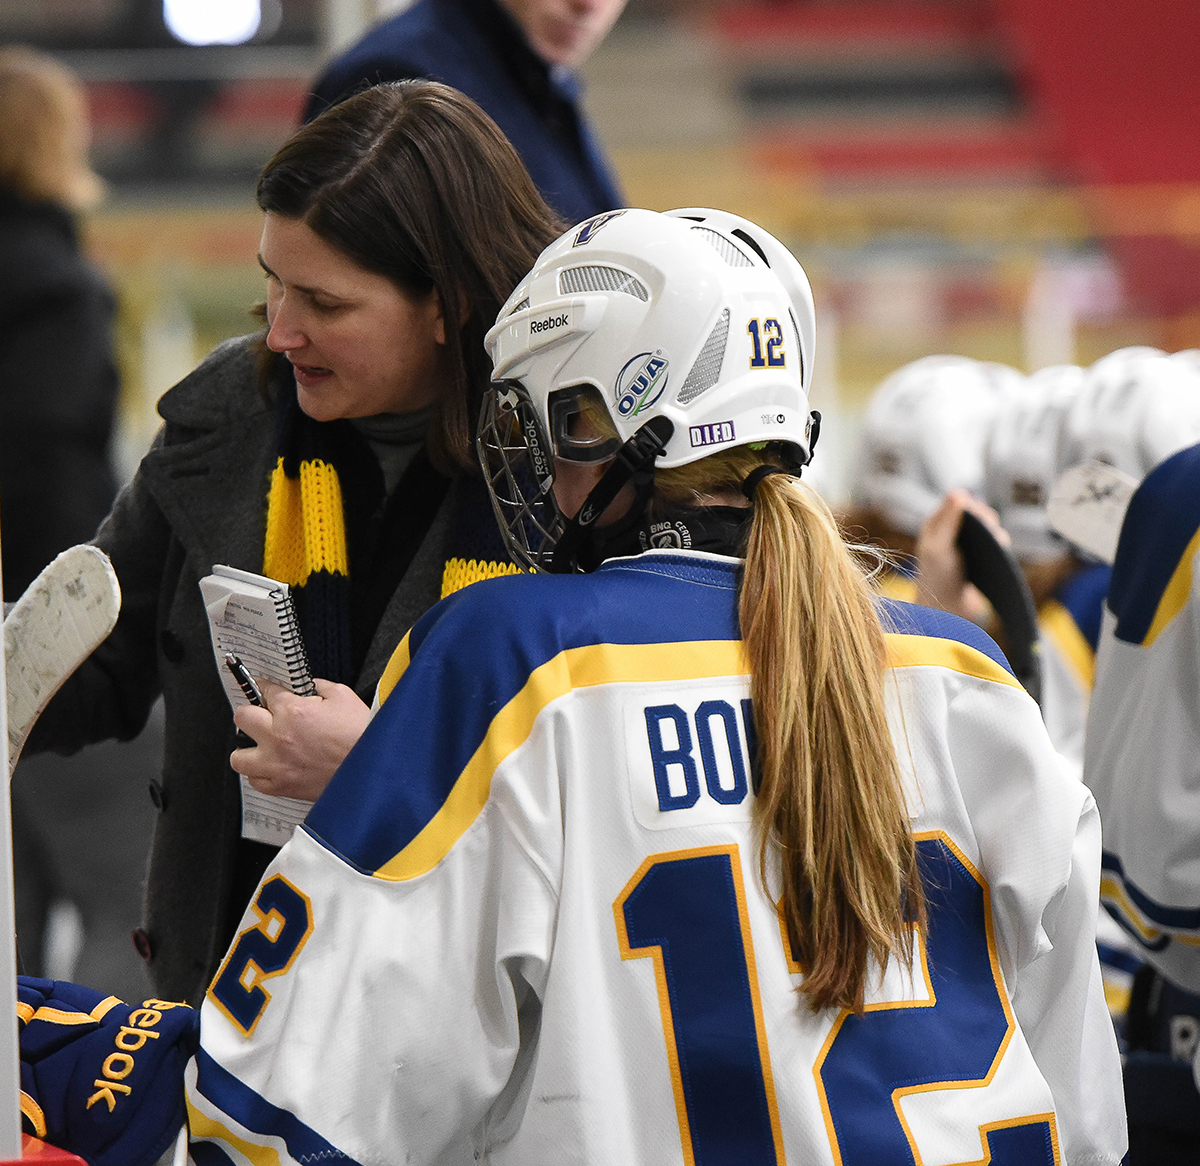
549,415,674,574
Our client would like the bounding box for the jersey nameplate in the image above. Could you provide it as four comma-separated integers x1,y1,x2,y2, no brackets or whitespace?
625,681,756,830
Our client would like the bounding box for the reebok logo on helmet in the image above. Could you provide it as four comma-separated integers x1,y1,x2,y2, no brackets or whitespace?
530,314,570,335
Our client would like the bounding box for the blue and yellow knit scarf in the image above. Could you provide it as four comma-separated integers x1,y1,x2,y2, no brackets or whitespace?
262,380,520,685
262,390,357,683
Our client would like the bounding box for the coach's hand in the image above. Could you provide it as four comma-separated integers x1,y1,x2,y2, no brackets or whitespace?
231,679,373,802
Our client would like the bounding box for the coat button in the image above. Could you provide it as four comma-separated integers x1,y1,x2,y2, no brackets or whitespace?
148,780,166,810
132,929,154,962
159,630,184,662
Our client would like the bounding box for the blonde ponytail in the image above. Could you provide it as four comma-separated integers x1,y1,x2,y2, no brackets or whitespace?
656,451,925,1014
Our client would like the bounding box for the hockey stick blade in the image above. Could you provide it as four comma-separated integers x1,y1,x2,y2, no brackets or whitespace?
4,545,120,775
956,510,1042,706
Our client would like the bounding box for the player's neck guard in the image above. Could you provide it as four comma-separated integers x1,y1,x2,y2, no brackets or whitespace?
549,416,674,573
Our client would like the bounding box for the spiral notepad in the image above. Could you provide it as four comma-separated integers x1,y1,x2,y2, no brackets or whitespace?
199,564,317,845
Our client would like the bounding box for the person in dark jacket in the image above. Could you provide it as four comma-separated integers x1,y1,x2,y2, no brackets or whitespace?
23,81,563,1007
0,48,116,597
0,46,158,1005
305,0,626,225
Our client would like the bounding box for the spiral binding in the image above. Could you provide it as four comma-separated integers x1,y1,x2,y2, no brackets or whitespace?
272,588,317,696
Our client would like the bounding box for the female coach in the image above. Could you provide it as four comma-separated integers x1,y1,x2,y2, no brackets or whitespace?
20,80,561,1006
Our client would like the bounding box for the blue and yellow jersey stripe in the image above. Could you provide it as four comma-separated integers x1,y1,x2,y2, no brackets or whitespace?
1108,443,1200,647
187,1048,359,1166
1099,851,1200,954
306,556,1023,882
1036,560,1110,692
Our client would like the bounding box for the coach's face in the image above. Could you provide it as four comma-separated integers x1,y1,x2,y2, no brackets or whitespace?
501,0,627,68
259,213,450,422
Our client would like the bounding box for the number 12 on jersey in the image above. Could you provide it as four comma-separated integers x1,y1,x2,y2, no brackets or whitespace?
615,845,786,1164
614,838,1061,1166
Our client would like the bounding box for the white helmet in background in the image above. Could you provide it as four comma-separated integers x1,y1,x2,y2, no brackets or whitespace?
852,355,1023,538
1062,346,1200,479
1170,348,1200,376
480,208,819,572
985,364,1084,562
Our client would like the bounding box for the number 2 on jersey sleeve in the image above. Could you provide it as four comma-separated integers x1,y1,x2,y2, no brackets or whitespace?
614,837,1061,1165
209,874,314,1036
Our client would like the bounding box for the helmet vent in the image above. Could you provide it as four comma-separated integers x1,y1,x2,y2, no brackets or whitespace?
557,265,649,300
509,297,530,315
690,227,753,268
677,309,730,405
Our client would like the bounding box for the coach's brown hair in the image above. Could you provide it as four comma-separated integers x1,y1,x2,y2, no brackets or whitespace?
257,80,563,469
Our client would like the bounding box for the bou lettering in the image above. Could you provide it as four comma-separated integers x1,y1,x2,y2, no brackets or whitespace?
86,999,187,1114
644,699,758,812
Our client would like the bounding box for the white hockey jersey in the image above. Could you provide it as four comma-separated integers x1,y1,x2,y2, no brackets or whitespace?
188,551,1125,1165
1086,443,1200,995
1037,562,1109,773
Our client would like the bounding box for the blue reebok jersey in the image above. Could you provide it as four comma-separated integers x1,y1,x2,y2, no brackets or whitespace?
191,551,1124,1165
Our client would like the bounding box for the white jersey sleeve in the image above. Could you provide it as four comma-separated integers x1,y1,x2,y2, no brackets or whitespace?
186,554,1125,1166
1085,443,1200,992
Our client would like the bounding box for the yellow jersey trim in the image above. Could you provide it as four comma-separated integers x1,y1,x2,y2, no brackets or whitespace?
875,571,919,604
375,632,412,707
373,640,749,880
187,1096,284,1166
1039,600,1096,691
370,631,1022,882
885,634,1023,691
1144,524,1200,647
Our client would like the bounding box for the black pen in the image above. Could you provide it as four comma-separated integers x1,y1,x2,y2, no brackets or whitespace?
224,653,264,707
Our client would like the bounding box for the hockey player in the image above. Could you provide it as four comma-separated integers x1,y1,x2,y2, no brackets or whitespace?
1086,442,1200,1161
846,352,1021,606
14,210,1126,1166
984,364,1097,770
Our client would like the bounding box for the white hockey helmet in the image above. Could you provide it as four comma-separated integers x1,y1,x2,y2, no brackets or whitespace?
1061,346,1200,480
985,364,1084,562
852,355,1023,538
480,208,819,571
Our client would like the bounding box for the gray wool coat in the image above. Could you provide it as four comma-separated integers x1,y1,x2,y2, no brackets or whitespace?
27,335,457,1004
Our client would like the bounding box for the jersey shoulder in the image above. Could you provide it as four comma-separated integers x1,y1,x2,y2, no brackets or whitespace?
878,598,1020,689
1108,442,1200,646
307,555,743,878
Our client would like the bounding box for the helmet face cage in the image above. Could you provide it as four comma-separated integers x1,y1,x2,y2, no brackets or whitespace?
476,380,567,572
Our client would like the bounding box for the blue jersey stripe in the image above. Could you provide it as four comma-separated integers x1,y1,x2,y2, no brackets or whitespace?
189,1141,237,1166
1109,444,1200,645
878,598,1016,677
192,1047,361,1163
1096,942,1144,976
1055,562,1111,652
1101,851,1200,932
